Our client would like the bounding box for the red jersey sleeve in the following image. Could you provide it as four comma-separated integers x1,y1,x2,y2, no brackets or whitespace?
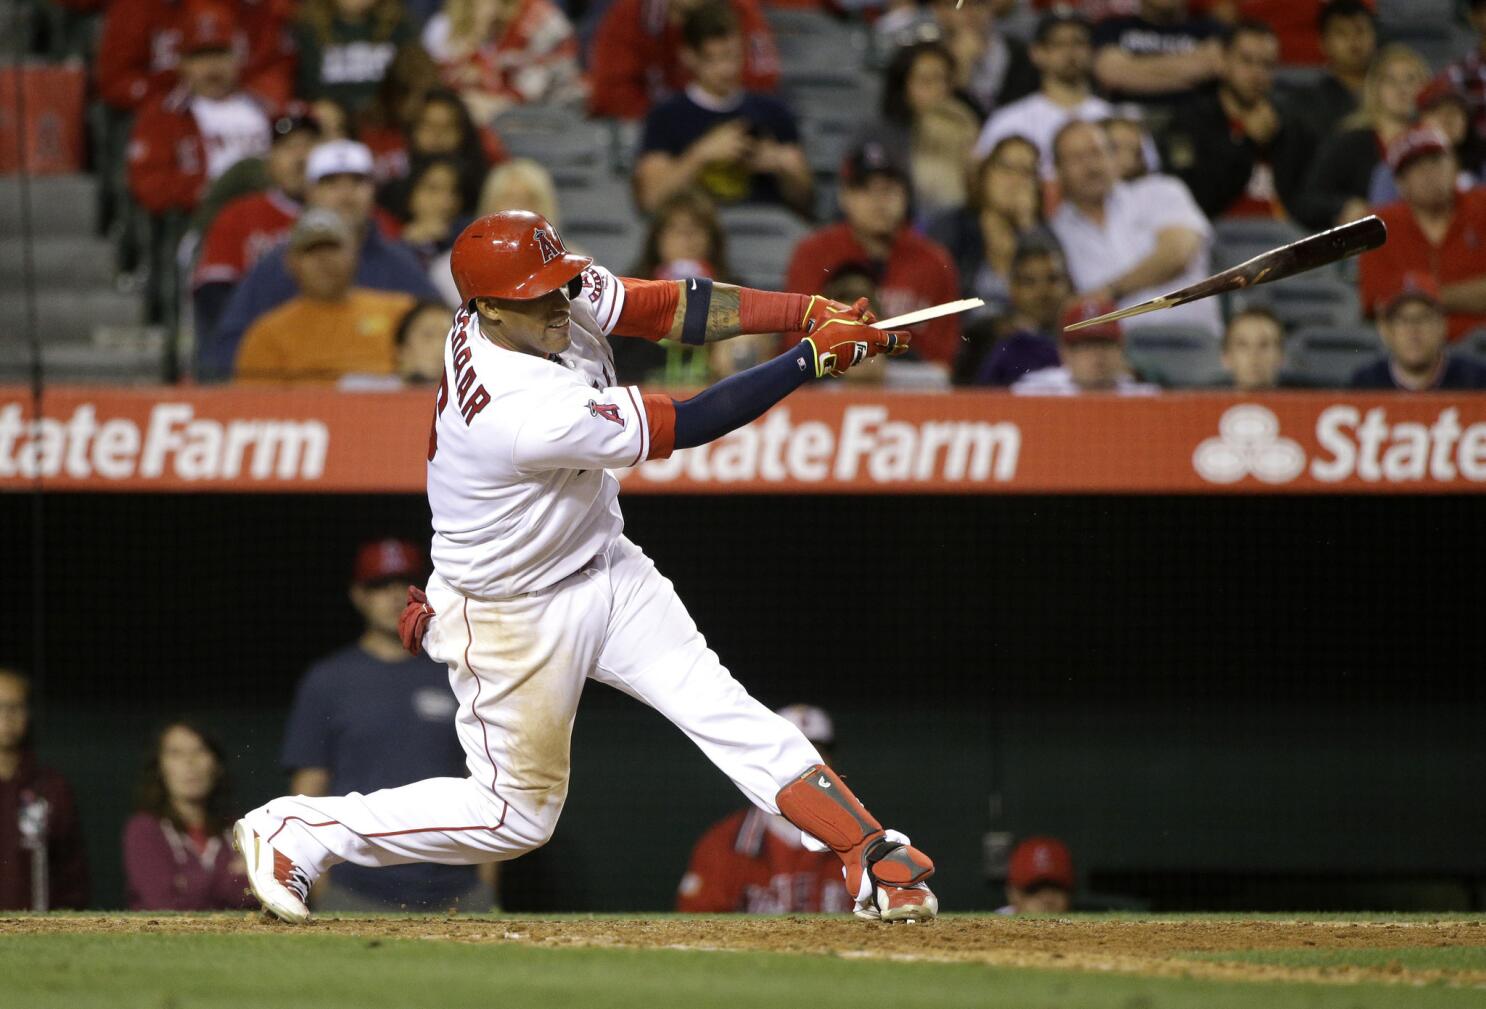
613,277,680,341
193,203,251,287
676,813,750,912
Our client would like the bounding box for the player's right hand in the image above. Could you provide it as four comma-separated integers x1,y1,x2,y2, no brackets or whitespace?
798,296,911,378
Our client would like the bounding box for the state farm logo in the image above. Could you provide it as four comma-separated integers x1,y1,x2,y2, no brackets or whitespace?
1193,405,1306,484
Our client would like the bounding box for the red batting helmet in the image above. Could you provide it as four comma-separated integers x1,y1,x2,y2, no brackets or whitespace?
449,210,591,304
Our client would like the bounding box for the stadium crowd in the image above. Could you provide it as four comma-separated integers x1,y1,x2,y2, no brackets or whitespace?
10,0,1486,392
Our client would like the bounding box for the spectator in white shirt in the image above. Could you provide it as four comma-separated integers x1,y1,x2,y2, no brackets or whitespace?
1047,119,1219,339
1013,296,1159,395
973,11,1112,178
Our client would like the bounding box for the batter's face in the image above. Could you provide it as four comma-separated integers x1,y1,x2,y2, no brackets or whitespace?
0,674,27,752
352,578,411,637
475,286,573,357
159,725,220,805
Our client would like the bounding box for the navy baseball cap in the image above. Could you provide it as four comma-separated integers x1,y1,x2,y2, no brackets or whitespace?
841,139,908,187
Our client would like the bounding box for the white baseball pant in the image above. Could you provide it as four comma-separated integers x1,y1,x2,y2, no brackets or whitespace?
244,536,823,879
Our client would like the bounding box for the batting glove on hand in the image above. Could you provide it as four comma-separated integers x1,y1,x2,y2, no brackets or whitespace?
799,295,911,378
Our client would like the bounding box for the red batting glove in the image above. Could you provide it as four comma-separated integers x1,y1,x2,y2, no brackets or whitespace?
398,586,435,656
798,296,911,377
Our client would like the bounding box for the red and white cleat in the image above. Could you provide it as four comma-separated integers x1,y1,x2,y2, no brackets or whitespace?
874,881,939,924
233,819,313,924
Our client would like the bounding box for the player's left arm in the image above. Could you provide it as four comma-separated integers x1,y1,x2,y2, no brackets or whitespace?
613,276,885,346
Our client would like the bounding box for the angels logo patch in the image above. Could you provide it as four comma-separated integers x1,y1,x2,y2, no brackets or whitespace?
586,400,625,427
534,228,564,265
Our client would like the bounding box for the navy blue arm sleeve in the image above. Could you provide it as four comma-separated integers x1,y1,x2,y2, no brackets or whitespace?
672,342,814,450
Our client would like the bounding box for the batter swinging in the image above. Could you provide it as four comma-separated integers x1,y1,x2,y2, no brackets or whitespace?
234,210,938,924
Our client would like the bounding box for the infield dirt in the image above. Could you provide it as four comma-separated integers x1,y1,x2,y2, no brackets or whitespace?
5,915,1485,990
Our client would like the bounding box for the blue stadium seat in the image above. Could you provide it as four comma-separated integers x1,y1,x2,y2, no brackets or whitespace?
1285,325,1383,388
1124,326,1225,388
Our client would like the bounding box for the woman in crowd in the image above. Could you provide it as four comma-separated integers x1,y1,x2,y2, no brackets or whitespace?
122,721,252,911
379,89,501,220
927,134,1046,318
293,0,417,118
391,157,470,266
1295,44,1428,230
868,40,984,221
421,0,586,125
356,44,448,184
429,157,559,305
618,187,746,385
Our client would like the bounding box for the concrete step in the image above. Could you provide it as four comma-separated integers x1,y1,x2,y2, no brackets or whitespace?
0,173,99,238
0,288,144,344
0,235,116,286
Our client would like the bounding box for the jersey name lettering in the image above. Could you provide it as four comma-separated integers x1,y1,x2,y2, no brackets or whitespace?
448,320,491,425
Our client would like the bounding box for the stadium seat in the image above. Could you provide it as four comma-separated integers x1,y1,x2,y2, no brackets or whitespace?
802,118,858,178
1284,325,1383,388
559,178,642,232
493,106,608,187
1232,276,1362,330
1213,218,1303,251
563,220,641,275
718,205,809,290
1124,326,1225,388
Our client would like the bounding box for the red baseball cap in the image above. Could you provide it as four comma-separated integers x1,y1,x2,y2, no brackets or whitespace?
1386,126,1450,175
1060,296,1123,344
353,539,425,584
1379,271,1442,317
1008,836,1075,891
182,4,237,54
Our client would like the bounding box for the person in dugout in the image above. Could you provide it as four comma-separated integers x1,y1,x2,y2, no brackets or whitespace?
676,704,854,914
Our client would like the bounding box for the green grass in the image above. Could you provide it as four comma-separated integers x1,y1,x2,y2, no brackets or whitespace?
2,930,1485,1009
1187,946,1486,972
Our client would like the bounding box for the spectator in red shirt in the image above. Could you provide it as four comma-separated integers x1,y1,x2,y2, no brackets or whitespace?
1360,127,1486,342
0,668,88,911
785,140,962,367
98,0,293,114
192,112,323,340
126,6,273,216
123,721,255,911
677,704,851,914
588,0,780,120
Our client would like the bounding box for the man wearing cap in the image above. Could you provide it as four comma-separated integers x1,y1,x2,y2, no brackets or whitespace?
126,4,272,217
785,140,961,366
1368,80,1480,207
1359,127,1486,343
233,209,416,383
996,836,1074,915
279,540,495,913
1013,296,1160,394
972,12,1113,180
1049,119,1219,339
959,238,1071,386
633,1,811,215
204,139,441,380
677,705,853,914
191,113,322,341
1350,274,1486,390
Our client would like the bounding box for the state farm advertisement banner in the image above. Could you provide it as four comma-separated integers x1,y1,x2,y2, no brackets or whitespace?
2,386,1485,493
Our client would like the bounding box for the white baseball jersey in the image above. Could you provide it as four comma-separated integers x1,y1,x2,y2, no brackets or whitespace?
426,264,668,599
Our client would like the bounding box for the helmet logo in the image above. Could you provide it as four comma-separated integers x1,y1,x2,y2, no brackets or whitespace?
533,227,564,265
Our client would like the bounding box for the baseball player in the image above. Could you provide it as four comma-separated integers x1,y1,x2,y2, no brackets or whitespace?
234,210,938,924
